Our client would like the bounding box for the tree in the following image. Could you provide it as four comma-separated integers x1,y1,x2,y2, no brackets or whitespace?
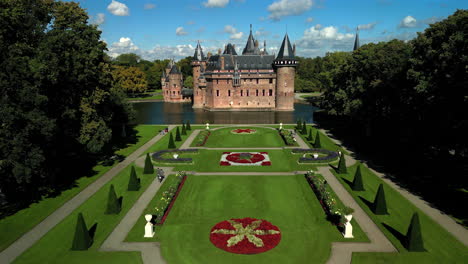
175,127,182,141
113,53,141,67
352,165,365,191
71,213,93,250
307,128,314,141
186,120,191,130
143,153,154,174
181,123,187,135
112,66,148,94
168,132,176,149
184,75,194,89
405,213,425,251
105,184,121,214
301,122,307,135
296,120,302,130
337,152,347,174
314,132,322,148
127,166,140,191
372,184,388,214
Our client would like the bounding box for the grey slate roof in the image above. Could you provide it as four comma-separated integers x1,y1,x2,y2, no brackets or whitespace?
193,41,205,61
353,30,360,51
205,54,275,71
276,34,295,60
242,24,260,55
223,43,237,55
169,64,181,74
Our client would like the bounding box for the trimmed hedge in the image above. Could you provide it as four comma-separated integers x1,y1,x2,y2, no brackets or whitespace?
405,212,425,251
71,213,93,250
127,166,141,191
168,132,176,149
337,152,347,174
373,184,388,215
175,126,182,141
352,165,365,191
293,148,339,163
152,149,199,163
143,153,154,174
186,120,191,130
105,184,121,214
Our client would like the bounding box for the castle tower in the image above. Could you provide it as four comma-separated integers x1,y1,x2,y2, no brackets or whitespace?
273,34,298,111
353,27,360,51
191,41,206,108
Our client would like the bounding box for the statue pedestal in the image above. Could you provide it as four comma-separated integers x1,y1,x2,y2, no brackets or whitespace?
342,214,354,238
144,214,155,238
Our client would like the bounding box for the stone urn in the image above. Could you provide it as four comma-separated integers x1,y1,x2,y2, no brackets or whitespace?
344,214,353,222
145,214,153,222
206,123,210,130
173,153,179,159
279,122,283,130
313,153,319,159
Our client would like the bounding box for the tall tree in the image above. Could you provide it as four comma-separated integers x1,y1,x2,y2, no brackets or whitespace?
113,53,141,67
112,65,148,94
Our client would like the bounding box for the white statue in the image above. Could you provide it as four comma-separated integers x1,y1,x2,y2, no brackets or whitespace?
313,153,319,159
144,214,155,238
206,123,210,130
173,153,179,159
342,214,354,238
279,123,283,130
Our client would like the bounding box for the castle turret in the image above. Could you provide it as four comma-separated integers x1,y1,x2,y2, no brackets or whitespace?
191,41,206,108
273,33,298,111
353,28,360,51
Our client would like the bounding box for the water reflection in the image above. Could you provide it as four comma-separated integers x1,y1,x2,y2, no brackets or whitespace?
132,102,318,124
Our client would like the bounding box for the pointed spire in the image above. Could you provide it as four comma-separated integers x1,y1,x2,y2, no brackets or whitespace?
263,40,268,55
353,27,360,51
242,24,256,55
276,33,295,60
193,40,205,61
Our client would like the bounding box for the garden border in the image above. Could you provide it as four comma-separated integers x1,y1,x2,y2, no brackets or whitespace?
156,174,187,226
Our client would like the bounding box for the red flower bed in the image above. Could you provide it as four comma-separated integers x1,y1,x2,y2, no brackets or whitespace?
209,217,281,254
220,161,231,166
232,129,256,134
226,153,265,163
261,161,271,166
155,175,187,226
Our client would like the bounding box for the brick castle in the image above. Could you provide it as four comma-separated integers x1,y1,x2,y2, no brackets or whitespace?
162,25,298,111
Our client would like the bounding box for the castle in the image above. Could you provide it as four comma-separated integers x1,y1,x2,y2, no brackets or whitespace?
162,25,298,111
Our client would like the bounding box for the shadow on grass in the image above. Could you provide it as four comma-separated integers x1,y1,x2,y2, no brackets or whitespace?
342,177,354,189
359,196,374,211
88,223,98,240
118,197,124,209
382,222,406,248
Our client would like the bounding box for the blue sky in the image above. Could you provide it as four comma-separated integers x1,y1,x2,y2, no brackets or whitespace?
75,0,467,60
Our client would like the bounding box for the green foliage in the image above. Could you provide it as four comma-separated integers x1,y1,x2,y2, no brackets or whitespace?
113,53,141,67
181,123,187,135
301,122,307,135
296,120,302,130
184,75,194,89
71,213,93,250
168,132,176,149
337,152,347,174
405,212,425,251
279,129,296,146
112,65,148,94
127,166,140,191
143,153,154,174
105,184,121,214
314,131,322,148
186,120,191,130
352,165,365,191
175,127,182,141
372,184,388,215
194,130,210,146
307,128,314,141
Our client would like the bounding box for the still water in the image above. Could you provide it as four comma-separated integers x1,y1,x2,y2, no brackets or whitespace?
132,102,319,124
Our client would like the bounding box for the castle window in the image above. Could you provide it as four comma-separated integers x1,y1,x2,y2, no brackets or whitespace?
269,89,273,96
173,84,176,88
216,80,219,84
269,78,273,84
262,90,265,96
228,90,231,96
241,90,243,96
250,79,252,82
256,89,259,96
173,91,175,95
178,91,180,94
216,90,219,96
227,79,230,84
256,79,259,84
247,90,249,96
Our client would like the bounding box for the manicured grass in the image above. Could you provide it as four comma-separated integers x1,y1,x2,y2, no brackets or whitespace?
0,125,163,252
157,175,366,264
299,92,322,98
333,164,468,263
13,165,153,264
126,91,163,101
295,125,349,154
201,127,287,148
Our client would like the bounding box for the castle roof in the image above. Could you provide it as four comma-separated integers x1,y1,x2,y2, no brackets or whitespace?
242,24,260,55
223,43,237,55
276,34,294,60
205,54,275,71
169,64,181,74
193,41,205,61
353,29,360,51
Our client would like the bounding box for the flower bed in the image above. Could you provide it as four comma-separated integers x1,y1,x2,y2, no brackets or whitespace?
231,128,257,134
152,149,198,163
278,129,296,146
292,148,339,163
305,171,345,226
154,172,187,225
220,152,271,166
210,217,281,254
194,130,211,146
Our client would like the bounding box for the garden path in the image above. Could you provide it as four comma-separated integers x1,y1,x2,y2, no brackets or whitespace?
0,125,175,264
317,126,468,247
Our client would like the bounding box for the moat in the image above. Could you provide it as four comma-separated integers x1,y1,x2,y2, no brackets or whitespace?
132,101,318,124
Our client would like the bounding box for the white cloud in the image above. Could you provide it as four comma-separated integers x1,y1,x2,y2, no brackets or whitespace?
224,25,244,39
91,13,105,25
203,0,229,8
267,0,314,21
107,0,129,16
306,17,314,23
399,15,417,28
176,27,188,36
107,37,140,58
358,22,378,30
144,3,156,10
297,24,354,55
255,27,270,37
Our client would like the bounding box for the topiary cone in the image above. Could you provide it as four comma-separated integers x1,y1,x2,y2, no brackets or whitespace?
405,212,425,251
181,123,187,135
314,131,322,148
175,126,182,141
372,184,388,215
127,166,140,191
71,212,93,250
352,165,365,191
143,153,154,174
307,128,313,141
337,152,347,174
105,184,121,214
186,120,191,130
168,132,176,149
302,121,307,134
296,120,302,130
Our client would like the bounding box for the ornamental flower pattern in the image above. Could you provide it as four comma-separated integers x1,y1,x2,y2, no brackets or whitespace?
231,128,256,134
220,152,271,166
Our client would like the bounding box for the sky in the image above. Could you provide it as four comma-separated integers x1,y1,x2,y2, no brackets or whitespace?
74,0,467,60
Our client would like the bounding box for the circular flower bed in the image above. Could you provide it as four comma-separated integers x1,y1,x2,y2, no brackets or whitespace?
210,217,281,254
220,152,271,166
231,128,257,134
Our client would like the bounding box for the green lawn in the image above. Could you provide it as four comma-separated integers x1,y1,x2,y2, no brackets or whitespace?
200,127,287,148
333,164,468,263
127,91,163,101
0,125,164,252
155,175,366,264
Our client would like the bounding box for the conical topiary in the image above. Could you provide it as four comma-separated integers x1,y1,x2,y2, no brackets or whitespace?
168,132,176,149
186,120,191,130
175,126,182,141
314,131,322,148
337,152,347,174
307,128,314,141
181,123,187,135
302,121,307,134
143,153,154,174
296,120,302,131
71,213,93,250
127,166,140,191
352,165,365,191
405,212,425,251
372,184,388,214
105,184,121,214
